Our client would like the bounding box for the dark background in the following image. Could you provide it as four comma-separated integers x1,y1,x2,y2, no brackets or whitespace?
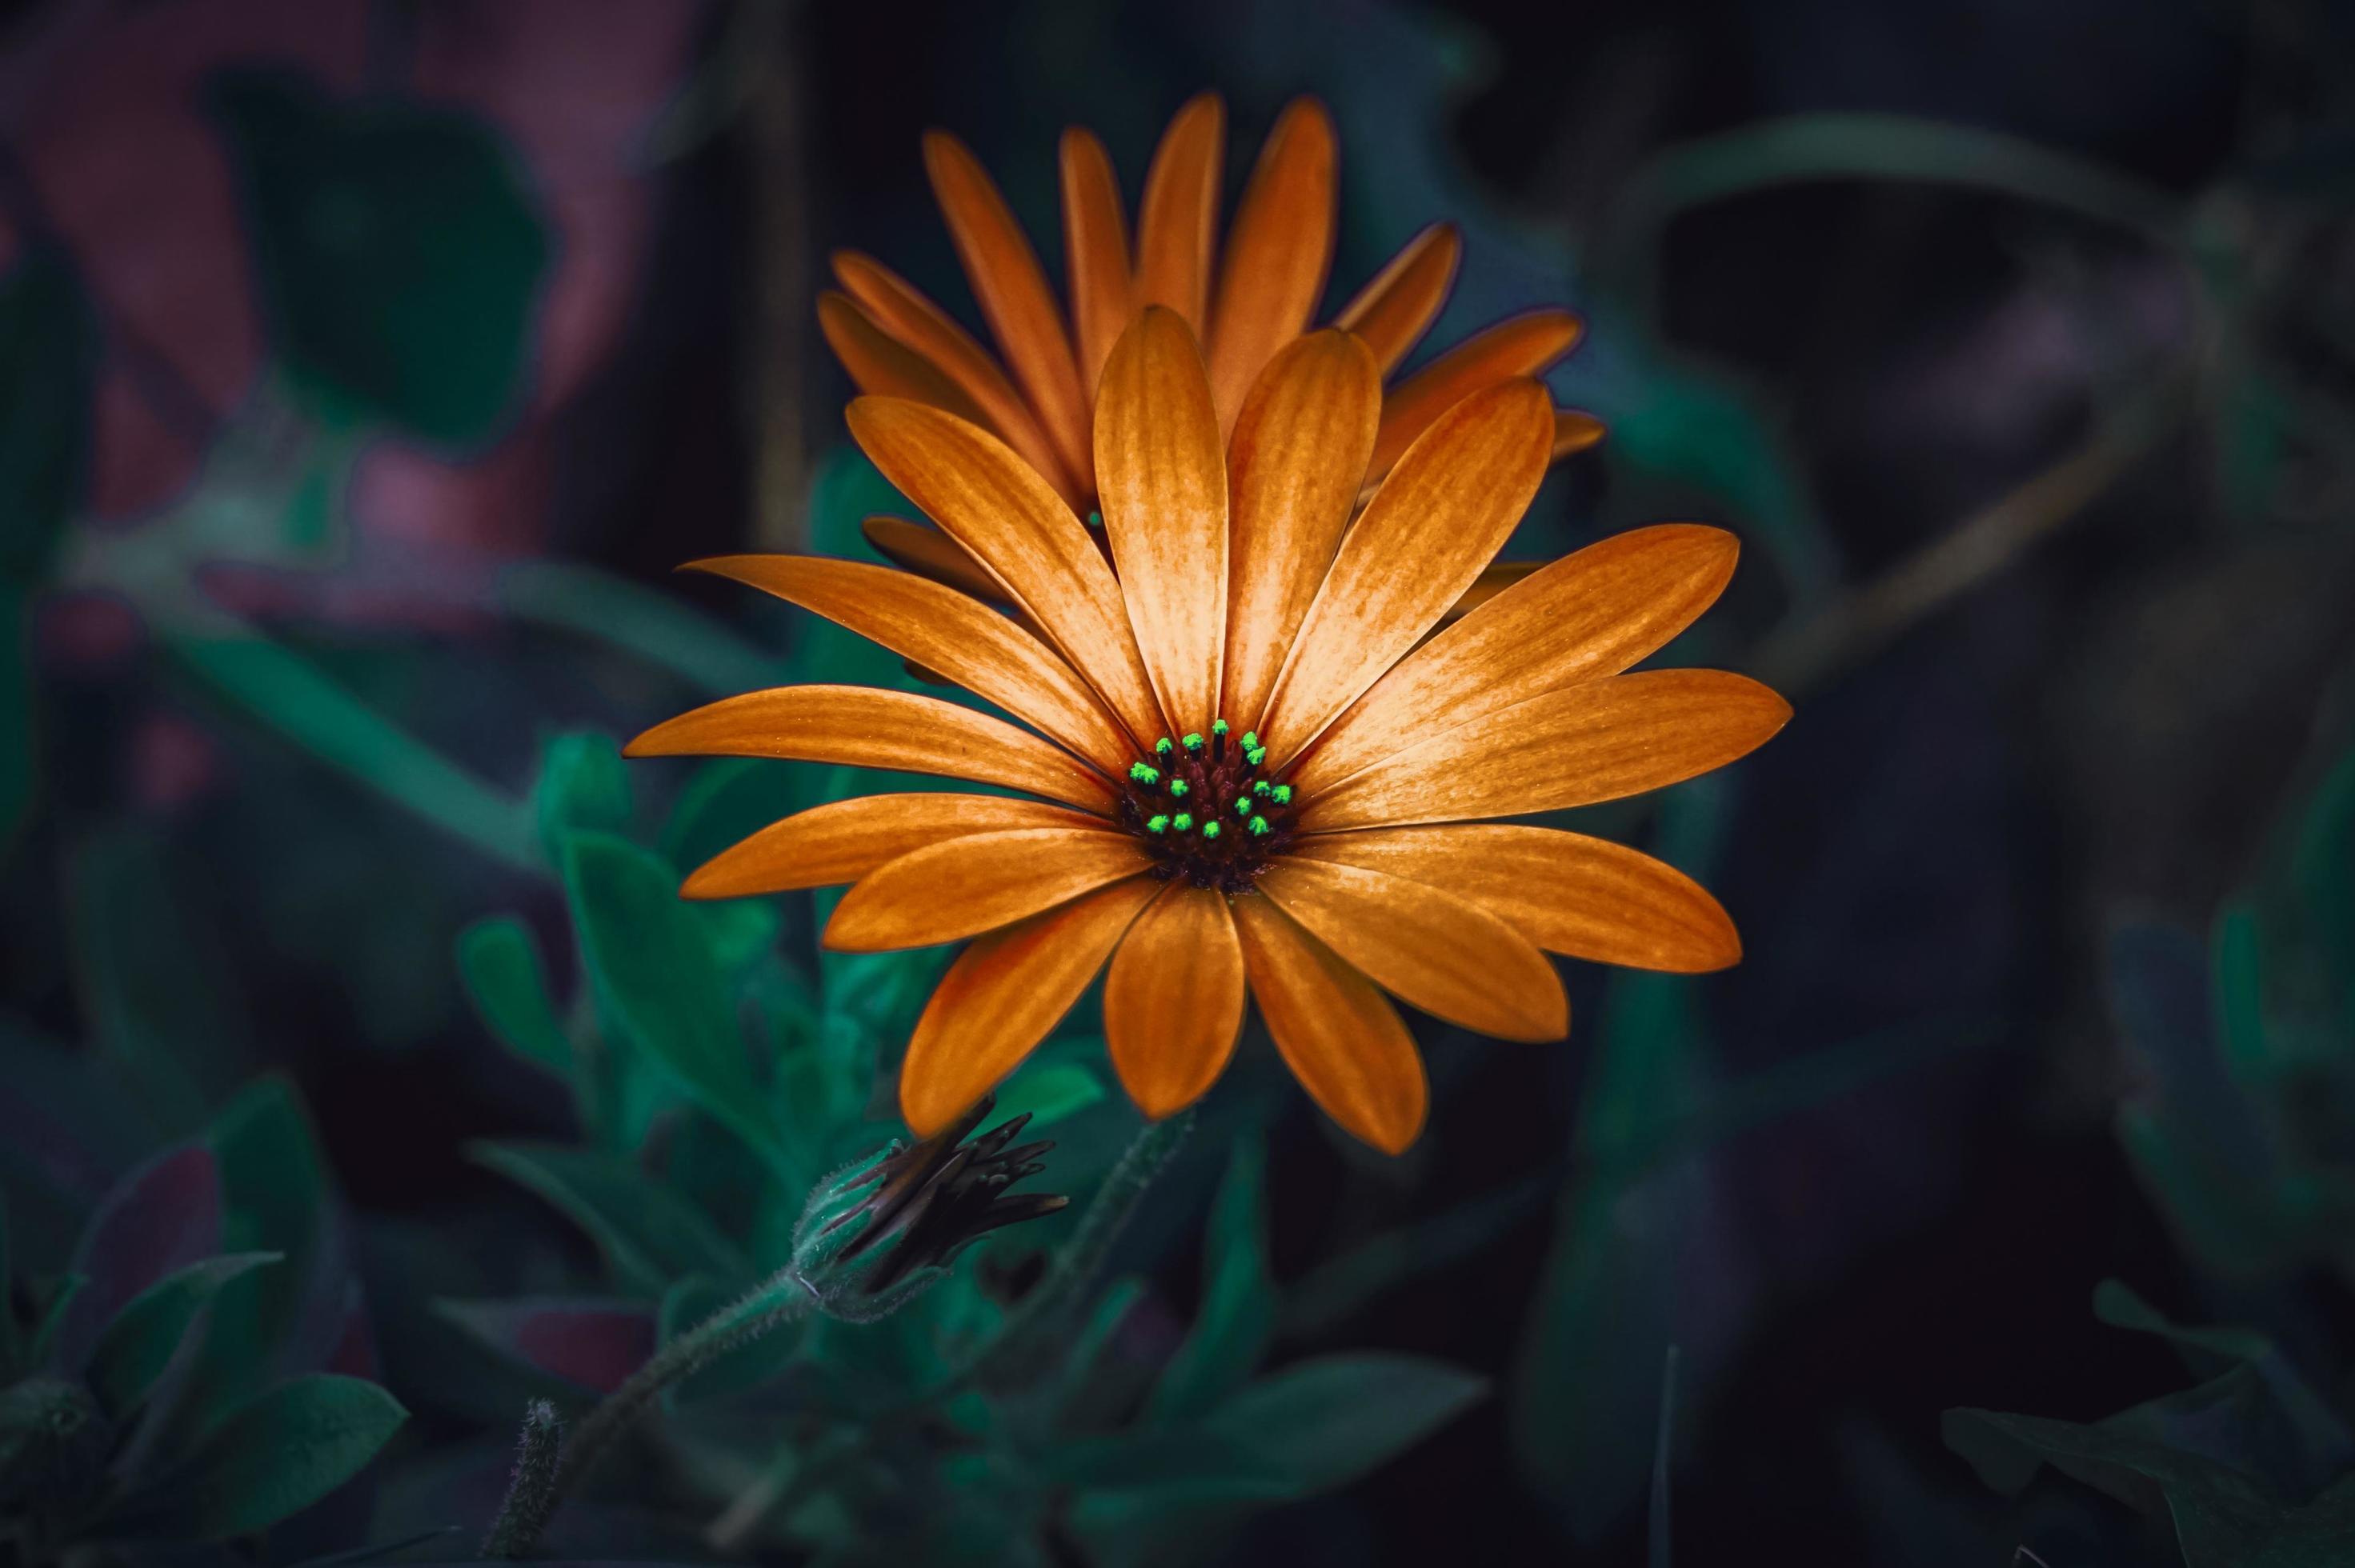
6,0,2355,1563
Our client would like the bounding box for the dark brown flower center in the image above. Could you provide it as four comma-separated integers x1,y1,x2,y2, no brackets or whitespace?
1114,719,1299,893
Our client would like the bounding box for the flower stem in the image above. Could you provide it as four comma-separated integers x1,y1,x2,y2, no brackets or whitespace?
487,1274,813,1558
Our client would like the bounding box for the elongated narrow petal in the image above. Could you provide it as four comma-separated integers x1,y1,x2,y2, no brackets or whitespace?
825,827,1151,950
847,397,1164,750
683,794,1095,900
1438,561,1542,629
861,515,1008,605
1554,409,1605,458
818,292,989,426
899,878,1159,1135
1257,858,1567,1041
1256,378,1553,763
1295,524,1741,794
625,684,1118,814
686,554,1132,774
1368,310,1582,479
1230,896,1426,1154
1220,330,1380,730
833,251,1079,503
1104,883,1246,1118
1205,98,1337,433
1060,128,1133,400
1289,825,1740,972
922,131,1093,491
1133,93,1224,332
1095,310,1227,734
1331,222,1460,376
1300,670,1791,832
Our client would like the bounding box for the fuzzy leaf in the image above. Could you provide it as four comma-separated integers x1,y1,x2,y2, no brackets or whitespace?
58,1146,222,1372
455,917,574,1079
86,1252,281,1419
114,1374,405,1539
1202,1354,1486,1497
532,732,633,868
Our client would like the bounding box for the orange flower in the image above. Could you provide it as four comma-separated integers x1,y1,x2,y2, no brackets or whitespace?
630,313,1788,1153
820,91,1601,542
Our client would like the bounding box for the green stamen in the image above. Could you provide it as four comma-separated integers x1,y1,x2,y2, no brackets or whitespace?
1168,779,1189,798
1233,796,1253,818
1201,820,1222,839
1212,719,1229,738
1145,814,1170,834
1244,746,1267,768
1269,784,1292,806
1248,814,1271,836
1171,813,1193,832
1155,736,1175,758
1252,780,1272,797
1182,732,1205,754
1240,731,1260,750
1129,762,1159,785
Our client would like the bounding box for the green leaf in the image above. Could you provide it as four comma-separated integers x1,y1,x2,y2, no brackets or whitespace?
659,757,803,878
85,1252,281,1418
206,1080,328,1358
114,1374,405,1539
455,917,573,1079
989,1061,1106,1132
0,250,97,583
471,1142,747,1296
532,731,633,869
559,831,787,1169
1149,1138,1273,1423
1202,1354,1486,1497
207,70,547,446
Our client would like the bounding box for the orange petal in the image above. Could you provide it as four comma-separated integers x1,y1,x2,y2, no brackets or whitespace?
824,828,1150,951
1229,895,1426,1154
625,684,1117,814
683,793,1094,899
1554,408,1605,458
685,554,1131,775
1256,378,1554,764
1103,882,1246,1118
1059,127,1134,402
1331,222,1460,376
1133,93,1224,333
1368,310,1583,479
1220,330,1380,730
833,251,1080,504
817,292,988,426
1300,669,1791,832
1295,524,1741,794
921,131,1093,494
1095,310,1227,733
1205,98,1337,434
1289,825,1740,972
1256,858,1566,1042
859,514,1008,605
899,878,1159,1135
1438,561,1540,629
847,397,1164,750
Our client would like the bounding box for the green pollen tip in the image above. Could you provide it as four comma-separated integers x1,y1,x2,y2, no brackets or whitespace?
1201,820,1222,839
1155,736,1174,757
1145,814,1170,834
1270,784,1292,806
1248,814,1271,836
1252,779,1272,796
1167,778,1189,798
1233,796,1253,818
1212,718,1229,736
1240,730,1260,750
1244,746,1268,768
1182,732,1205,752
1128,762,1159,785
1171,813,1193,832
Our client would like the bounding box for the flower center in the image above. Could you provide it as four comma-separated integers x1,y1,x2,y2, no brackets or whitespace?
1115,718,1297,893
